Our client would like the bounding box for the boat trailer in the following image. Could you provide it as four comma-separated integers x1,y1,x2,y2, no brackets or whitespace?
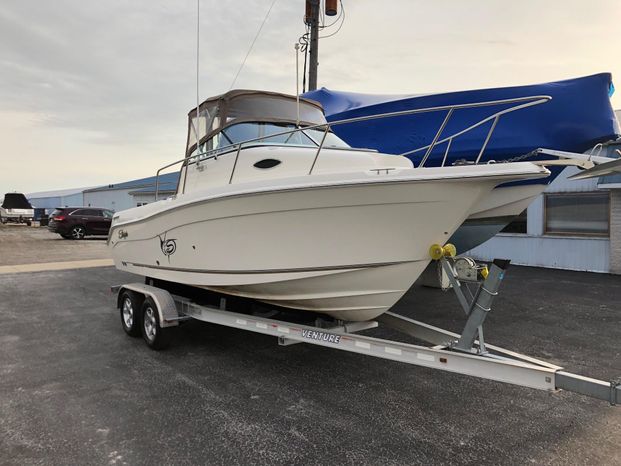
112,246,620,405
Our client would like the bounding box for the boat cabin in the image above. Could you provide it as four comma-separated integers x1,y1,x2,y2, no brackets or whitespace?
176,89,412,195
185,89,348,157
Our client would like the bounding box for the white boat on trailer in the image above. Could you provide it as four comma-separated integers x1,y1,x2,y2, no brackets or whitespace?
108,89,620,404
108,90,549,321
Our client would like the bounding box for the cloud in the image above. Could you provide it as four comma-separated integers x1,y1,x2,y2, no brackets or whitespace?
0,0,618,193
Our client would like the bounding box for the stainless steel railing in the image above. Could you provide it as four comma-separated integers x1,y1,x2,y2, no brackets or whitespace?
154,94,551,199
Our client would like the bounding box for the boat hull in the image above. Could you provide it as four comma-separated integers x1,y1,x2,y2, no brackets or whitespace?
109,168,544,321
449,183,545,252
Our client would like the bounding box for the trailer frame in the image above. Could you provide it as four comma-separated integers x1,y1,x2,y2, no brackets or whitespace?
111,255,620,406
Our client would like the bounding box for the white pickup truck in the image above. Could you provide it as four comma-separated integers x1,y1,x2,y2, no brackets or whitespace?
0,193,34,224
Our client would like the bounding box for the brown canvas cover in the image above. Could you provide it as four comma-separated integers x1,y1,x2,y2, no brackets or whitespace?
185,89,327,156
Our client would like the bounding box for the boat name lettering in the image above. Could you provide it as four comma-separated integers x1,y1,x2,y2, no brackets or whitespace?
300,330,341,344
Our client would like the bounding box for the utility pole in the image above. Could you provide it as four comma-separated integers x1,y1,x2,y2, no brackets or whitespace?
307,0,320,91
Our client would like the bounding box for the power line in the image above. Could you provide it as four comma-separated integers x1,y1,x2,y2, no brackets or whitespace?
229,0,278,90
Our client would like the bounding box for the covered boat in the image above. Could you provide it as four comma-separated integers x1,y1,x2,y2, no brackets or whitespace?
0,193,34,224
303,73,619,165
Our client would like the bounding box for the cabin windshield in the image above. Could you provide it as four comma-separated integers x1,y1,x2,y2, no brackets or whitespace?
190,122,350,156
221,122,350,149
186,91,351,157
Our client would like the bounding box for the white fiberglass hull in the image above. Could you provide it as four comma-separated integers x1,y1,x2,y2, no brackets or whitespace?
450,183,546,253
467,183,544,220
109,164,548,321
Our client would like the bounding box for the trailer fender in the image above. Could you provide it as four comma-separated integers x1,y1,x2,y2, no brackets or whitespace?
115,283,179,328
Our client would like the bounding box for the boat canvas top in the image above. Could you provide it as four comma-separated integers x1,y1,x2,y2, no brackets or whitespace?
186,89,327,156
2,193,33,210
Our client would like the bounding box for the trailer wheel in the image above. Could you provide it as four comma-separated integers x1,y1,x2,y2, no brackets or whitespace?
119,290,142,337
141,297,171,350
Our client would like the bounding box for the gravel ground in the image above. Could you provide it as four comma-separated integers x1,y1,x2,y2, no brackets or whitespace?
0,224,109,266
0,232,620,465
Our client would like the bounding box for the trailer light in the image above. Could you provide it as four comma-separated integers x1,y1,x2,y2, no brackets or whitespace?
440,357,448,363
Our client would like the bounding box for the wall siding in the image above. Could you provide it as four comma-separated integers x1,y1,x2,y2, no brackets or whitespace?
83,189,135,212
469,234,610,273
62,192,84,207
131,193,157,205
28,196,62,209
610,190,621,274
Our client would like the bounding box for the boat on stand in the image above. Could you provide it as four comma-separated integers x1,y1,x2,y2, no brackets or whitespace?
108,90,550,321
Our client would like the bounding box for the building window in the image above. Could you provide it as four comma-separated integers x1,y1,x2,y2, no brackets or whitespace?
501,209,527,234
544,192,610,237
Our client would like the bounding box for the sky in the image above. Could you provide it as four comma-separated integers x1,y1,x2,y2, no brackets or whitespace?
1,0,620,194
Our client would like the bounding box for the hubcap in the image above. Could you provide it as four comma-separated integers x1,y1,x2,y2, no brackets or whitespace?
144,307,157,341
72,227,85,239
122,297,133,328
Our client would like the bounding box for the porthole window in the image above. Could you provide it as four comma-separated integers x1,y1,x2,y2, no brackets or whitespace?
254,159,282,169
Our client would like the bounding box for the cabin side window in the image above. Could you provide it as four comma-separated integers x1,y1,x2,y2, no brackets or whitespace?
219,122,350,148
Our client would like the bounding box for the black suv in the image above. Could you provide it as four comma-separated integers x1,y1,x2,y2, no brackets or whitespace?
48,207,114,240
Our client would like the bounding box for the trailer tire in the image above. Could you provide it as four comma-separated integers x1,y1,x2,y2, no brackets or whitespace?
119,290,142,337
141,297,171,350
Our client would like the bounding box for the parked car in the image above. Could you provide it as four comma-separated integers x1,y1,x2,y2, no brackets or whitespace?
48,207,114,239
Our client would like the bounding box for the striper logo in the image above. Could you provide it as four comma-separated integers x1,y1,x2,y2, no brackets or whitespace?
158,233,176,261
301,330,341,344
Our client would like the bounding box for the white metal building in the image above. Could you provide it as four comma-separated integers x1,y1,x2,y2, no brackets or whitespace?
27,187,93,211
82,172,179,212
129,183,177,207
470,138,621,274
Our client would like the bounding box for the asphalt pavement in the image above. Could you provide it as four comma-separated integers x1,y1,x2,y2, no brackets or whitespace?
1,263,620,465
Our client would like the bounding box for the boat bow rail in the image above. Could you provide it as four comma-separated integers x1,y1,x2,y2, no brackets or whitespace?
153,94,552,199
